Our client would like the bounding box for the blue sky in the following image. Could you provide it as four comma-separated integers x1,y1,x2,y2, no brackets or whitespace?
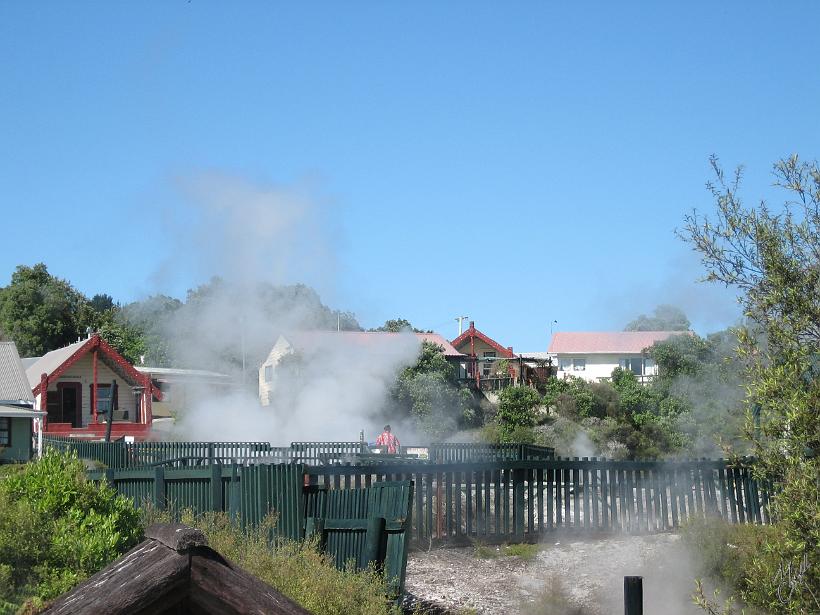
2,2,819,351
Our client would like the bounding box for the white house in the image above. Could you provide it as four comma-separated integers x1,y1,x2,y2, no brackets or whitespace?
548,331,689,383
258,331,463,406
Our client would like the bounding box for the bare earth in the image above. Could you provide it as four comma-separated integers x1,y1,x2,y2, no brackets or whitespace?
405,532,706,614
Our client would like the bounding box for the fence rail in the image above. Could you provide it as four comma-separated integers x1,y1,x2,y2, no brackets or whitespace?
44,435,279,468
307,457,770,544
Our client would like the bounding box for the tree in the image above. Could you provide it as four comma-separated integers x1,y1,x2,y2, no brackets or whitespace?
0,264,88,356
494,386,541,442
392,341,476,439
89,293,115,313
680,155,820,613
624,304,690,331
369,319,413,333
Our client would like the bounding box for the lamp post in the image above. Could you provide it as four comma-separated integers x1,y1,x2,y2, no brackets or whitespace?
550,320,558,336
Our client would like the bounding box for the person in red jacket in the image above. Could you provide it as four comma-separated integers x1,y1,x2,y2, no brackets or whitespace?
375,424,400,454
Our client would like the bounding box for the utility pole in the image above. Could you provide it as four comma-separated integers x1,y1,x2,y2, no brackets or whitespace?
455,315,470,336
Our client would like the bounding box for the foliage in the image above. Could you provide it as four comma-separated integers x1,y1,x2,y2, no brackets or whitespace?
472,541,539,560
155,510,399,615
522,576,590,615
0,264,88,356
624,304,691,331
369,318,428,333
681,154,820,614
0,450,142,612
493,386,541,442
393,341,477,439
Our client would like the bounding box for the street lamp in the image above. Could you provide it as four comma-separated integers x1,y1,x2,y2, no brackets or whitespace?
550,320,558,336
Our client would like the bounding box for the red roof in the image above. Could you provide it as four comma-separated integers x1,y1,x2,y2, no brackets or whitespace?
281,331,463,357
27,334,162,400
451,324,515,358
548,331,688,354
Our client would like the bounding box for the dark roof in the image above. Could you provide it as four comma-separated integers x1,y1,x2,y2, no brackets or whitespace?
44,523,311,615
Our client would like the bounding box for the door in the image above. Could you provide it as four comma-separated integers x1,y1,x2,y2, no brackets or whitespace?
58,383,82,428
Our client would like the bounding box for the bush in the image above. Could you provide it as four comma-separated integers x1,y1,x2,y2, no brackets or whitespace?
495,386,542,441
0,450,142,611
170,510,399,615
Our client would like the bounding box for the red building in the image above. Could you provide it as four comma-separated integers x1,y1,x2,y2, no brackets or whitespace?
24,334,162,440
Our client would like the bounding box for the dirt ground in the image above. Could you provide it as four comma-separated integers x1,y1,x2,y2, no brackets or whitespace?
405,532,708,614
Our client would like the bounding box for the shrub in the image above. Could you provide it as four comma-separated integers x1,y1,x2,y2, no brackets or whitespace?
172,510,399,615
0,450,142,611
495,386,541,441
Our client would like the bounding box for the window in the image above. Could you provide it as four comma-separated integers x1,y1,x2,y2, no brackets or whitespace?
0,418,10,446
572,358,586,371
619,358,644,375
264,365,273,382
559,358,572,371
482,351,496,377
93,384,118,414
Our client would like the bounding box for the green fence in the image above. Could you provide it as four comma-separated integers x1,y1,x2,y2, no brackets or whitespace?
428,443,555,463
88,463,305,540
45,435,279,468
305,480,414,596
289,441,369,464
307,457,770,544
88,463,413,594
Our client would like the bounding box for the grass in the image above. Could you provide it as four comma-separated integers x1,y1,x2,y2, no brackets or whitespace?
473,541,540,561
520,576,591,615
142,507,401,615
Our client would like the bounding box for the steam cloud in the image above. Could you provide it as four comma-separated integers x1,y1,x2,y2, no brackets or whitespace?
148,172,423,444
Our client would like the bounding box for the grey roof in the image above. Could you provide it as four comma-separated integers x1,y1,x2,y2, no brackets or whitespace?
0,404,45,417
0,342,35,404
20,357,38,370
134,366,233,382
25,338,88,389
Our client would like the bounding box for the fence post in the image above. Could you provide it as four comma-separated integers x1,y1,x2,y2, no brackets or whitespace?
154,467,166,510
104,468,115,486
211,463,223,512
513,468,525,541
208,443,215,465
624,576,643,615
229,463,240,523
362,516,386,570
305,517,326,548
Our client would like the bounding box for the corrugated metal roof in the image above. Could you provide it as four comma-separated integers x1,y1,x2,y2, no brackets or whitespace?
24,338,88,388
0,342,35,403
548,331,689,354
135,366,233,379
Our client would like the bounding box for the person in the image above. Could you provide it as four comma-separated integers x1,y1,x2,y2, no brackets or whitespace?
375,424,400,454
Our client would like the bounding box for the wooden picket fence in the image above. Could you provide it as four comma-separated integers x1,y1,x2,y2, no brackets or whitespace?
86,463,414,595
307,456,771,544
44,435,279,468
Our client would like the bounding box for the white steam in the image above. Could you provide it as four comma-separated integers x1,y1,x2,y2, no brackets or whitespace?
151,172,422,445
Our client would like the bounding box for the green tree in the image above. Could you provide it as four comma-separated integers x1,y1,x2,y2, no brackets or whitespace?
369,318,414,332
624,304,691,331
0,451,141,610
392,341,476,439
494,386,541,442
0,263,88,356
680,154,820,613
